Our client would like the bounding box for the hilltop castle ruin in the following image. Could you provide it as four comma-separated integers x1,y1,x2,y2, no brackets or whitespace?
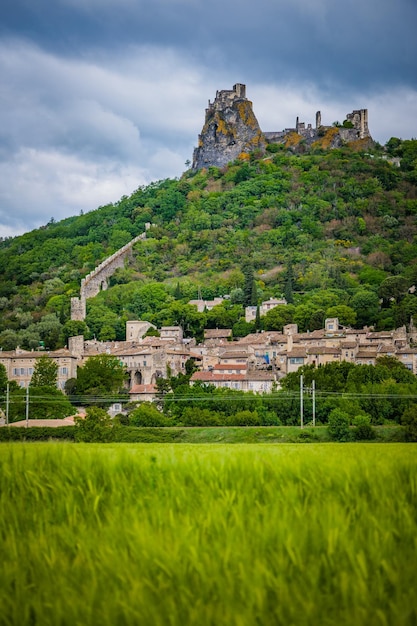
193,84,371,170
192,83,266,169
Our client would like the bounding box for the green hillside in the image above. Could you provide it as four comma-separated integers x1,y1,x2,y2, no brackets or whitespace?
1,138,417,348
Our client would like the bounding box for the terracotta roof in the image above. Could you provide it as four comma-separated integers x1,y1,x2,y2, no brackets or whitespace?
396,348,417,354
356,351,378,359
307,347,341,355
8,417,76,427
213,363,247,371
236,334,269,345
297,330,326,340
112,346,152,356
204,329,232,339
219,351,248,360
367,331,393,339
287,347,307,357
129,384,157,394
340,341,357,348
266,332,287,343
165,349,191,356
7,349,73,359
191,372,245,382
141,337,175,346
244,371,275,381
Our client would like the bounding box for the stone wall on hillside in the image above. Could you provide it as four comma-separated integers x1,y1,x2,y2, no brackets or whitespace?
70,227,149,321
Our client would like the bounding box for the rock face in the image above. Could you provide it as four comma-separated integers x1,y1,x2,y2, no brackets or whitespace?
192,83,266,170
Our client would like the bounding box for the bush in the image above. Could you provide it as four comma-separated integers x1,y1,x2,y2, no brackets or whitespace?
352,414,376,441
402,405,417,442
75,407,114,442
227,411,262,426
0,426,76,441
327,409,351,442
129,403,167,427
114,427,184,443
180,408,222,427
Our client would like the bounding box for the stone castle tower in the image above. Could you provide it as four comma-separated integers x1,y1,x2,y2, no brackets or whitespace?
192,84,266,170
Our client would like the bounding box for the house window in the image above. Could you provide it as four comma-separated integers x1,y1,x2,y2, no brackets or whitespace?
20,368,26,375
61,367,68,375
289,357,304,364
28,368,33,375
13,368,19,376
113,403,121,412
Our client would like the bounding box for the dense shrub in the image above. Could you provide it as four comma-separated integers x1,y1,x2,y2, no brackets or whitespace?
180,408,222,426
129,402,167,427
227,410,262,426
114,427,184,443
402,405,417,442
75,407,114,442
327,409,351,442
352,414,376,441
0,426,76,441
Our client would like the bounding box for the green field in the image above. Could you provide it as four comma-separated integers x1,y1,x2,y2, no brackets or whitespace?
1,443,416,625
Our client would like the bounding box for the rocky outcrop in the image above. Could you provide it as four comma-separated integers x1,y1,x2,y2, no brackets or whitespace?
192,83,266,170
192,85,373,167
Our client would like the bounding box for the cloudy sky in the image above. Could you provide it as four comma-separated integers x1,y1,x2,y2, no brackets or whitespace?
1,0,416,237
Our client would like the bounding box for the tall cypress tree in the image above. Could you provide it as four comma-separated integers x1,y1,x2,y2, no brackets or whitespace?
243,263,256,306
284,261,294,304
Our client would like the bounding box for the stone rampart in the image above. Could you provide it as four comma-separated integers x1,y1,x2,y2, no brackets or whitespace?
71,229,148,321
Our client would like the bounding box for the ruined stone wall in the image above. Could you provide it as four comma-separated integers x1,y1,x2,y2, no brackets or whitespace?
71,230,148,321
265,108,371,149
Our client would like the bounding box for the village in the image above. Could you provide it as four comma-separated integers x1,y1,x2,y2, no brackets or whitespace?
2,294,417,413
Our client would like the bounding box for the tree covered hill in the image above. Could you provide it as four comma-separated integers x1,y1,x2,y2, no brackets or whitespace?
0,138,417,349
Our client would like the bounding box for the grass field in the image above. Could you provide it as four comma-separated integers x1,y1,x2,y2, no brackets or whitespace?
1,443,416,625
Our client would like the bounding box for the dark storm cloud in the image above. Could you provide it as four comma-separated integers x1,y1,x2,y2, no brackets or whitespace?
0,0,416,236
2,0,416,91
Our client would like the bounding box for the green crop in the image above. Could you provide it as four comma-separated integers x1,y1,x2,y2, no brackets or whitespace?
0,443,416,625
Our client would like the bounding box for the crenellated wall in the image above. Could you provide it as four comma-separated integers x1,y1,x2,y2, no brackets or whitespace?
71,227,149,321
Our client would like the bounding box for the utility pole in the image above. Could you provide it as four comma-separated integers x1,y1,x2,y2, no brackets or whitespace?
300,374,304,429
25,386,29,428
312,379,316,427
6,383,9,425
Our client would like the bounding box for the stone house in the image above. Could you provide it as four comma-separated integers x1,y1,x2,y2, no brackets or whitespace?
395,348,417,374
306,346,341,367
245,297,287,322
0,348,77,390
190,369,275,393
